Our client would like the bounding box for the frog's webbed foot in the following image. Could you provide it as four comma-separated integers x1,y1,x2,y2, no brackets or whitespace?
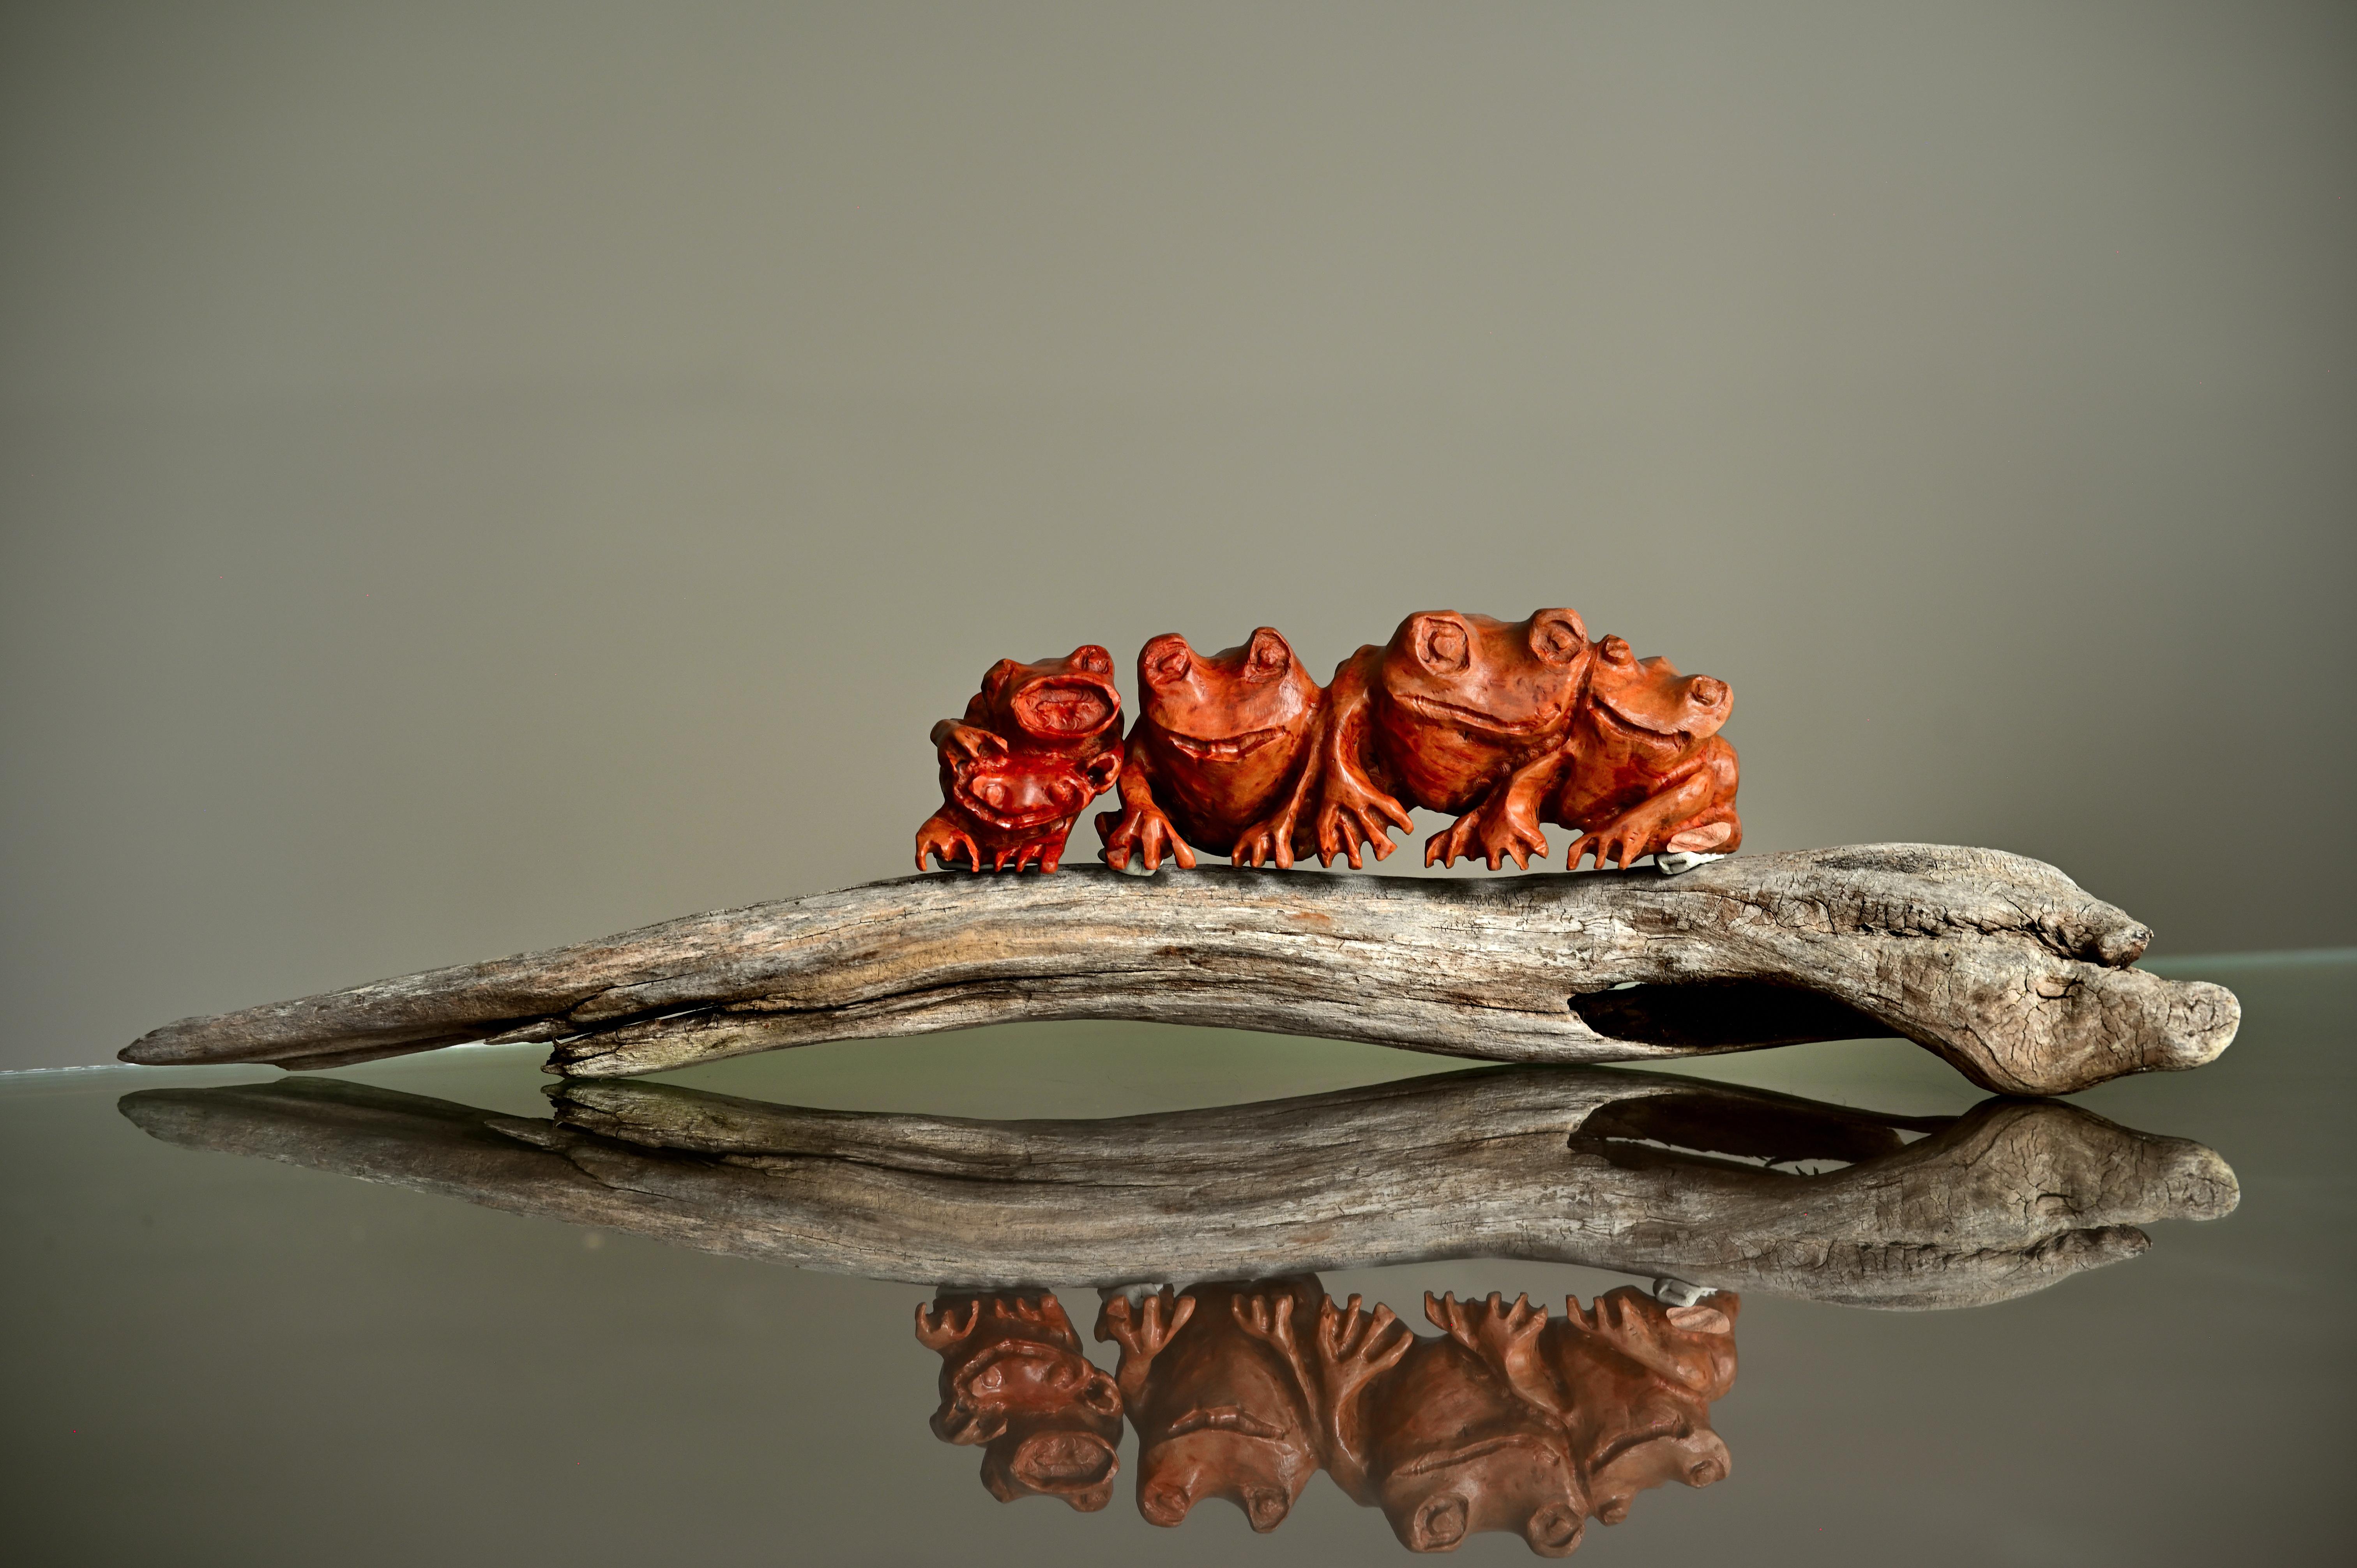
1096,801,1196,873
916,812,984,872
1426,1291,1560,1415
1095,1286,1194,1369
1566,806,1677,872
1232,804,1303,870
1315,1293,1411,1398
915,1296,985,1350
1312,781,1415,871
993,828,1074,875
1426,795,1551,871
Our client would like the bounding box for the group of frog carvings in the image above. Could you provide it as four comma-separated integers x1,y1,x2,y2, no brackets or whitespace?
915,611,1740,876
915,1277,1739,1555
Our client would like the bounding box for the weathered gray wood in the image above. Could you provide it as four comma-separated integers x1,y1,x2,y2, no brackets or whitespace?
117,1066,2238,1308
118,844,2240,1096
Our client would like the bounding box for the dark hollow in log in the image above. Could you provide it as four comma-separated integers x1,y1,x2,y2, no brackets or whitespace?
118,844,2241,1097
118,1063,2238,1309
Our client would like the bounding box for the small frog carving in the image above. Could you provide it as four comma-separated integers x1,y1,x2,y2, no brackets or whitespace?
1542,1288,1738,1529
915,645,1124,874
1544,637,1740,871
1096,627,1326,871
915,1290,1125,1510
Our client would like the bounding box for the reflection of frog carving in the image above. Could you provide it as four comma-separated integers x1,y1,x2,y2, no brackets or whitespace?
1096,628,1325,871
1061,1276,1739,1553
915,1291,1125,1510
1545,637,1741,871
915,646,1124,874
1543,1288,1738,1529
1095,1279,1327,1533
1235,609,1594,870
1354,1299,1591,1557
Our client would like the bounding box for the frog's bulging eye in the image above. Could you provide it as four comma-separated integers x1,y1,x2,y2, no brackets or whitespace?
1529,1504,1584,1553
1417,618,1471,674
1245,627,1291,682
1691,678,1728,708
1601,636,1636,666
1142,635,1192,685
1531,614,1583,664
1415,1495,1469,1548
1072,645,1114,676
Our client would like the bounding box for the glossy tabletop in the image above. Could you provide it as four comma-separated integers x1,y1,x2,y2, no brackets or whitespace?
3,953,2348,1565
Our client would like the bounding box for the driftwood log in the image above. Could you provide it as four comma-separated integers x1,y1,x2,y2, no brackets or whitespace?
119,845,2239,1097
118,1065,2237,1308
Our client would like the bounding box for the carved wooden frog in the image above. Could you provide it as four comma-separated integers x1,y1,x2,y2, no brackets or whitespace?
1542,636,1741,871
1096,1279,1327,1533
916,1290,1125,1510
915,645,1124,874
1233,609,1595,870
1347,1294,1592,1557
1096,628,1325,871
1541,1288,1737,1530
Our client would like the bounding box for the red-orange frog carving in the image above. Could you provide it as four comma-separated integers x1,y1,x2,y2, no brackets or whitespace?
913,1278,1738,1552
1546,1287,1739,1528
915,646,1124,874
1096,1278,1329,1533
1096,628,1326,872
915,1290,1126,1510
1543,635,1740,872
1235,609,1596,870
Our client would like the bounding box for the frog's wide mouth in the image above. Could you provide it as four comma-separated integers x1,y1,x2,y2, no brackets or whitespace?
1012,677,1119,738
1010,1430,1117,1490
1397,1431,1569,1478
1167,1406,1289,1440
1588,691,1694,744
1160,725,1285,763
953,789,1077,831
1394,692,1565,737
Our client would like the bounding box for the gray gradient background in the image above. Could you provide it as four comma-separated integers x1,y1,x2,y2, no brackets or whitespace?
3,1,2352,1071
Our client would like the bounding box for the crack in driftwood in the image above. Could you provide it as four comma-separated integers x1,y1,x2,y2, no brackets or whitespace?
118,844,2240,1096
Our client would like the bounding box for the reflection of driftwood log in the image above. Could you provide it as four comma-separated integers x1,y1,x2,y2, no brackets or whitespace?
120,845,2236,1096
120,1063,2236,1308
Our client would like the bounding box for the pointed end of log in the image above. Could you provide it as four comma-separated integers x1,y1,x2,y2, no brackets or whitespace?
119,1023,200,1066
2151,980,2240,1074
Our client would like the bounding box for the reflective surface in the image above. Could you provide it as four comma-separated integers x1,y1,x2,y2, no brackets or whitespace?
3,954,2349,1563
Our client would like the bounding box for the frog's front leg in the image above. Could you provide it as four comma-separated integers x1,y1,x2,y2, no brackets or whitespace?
1426,746,1571,871
1094,1286,1196,1407
1231,708,1327,870
1094,745,1196,872
1300,1292,1411,1496
915,808,985,872
1565,797,1686,872
929,717,1008,761
1306,697,1415,871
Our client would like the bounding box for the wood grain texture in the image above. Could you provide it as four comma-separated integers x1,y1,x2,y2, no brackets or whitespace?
118,844,2240,1096
117,1067,2238,1308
